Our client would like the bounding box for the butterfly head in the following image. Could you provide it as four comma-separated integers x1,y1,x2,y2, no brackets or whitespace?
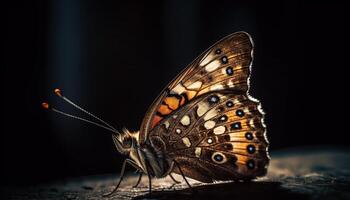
112,128,140,155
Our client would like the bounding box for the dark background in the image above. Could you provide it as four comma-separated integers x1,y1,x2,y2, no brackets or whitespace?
4,0,346,186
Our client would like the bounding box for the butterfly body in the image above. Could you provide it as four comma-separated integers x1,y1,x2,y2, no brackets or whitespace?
113,129,173,178
112,31,269,185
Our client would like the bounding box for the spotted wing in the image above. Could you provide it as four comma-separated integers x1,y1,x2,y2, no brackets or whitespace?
140,32,253,143
148,92,269,182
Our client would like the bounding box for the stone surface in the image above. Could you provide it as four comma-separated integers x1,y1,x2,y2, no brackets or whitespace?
1,147,350,200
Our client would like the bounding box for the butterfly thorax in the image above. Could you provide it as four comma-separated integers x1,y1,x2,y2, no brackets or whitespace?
112,128,172,178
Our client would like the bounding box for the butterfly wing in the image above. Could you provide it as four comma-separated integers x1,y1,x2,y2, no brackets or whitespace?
139,32,254,143
148,91,268,182
140,31,269,181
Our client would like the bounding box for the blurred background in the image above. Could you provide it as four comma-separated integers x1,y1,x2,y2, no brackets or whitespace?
4,0,346,186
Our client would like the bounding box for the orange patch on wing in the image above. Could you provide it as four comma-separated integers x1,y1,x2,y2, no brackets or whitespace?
164,97,180,110
158,104,172,115
152,115,163,128
180,95,186,106
235,154,249,164
186,90,197,100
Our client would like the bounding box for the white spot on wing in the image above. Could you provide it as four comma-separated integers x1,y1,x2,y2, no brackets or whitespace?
205,60,220,72
180,115,191,126
195,147,202,157
213,126,226,135
197,102,210,117
182,137,191,147
187,81,202,90
221,67,227,74
227,80,234,87
233,99,240,104
204,120,216,129
235,64,243,70
199,52,214,66
210,84,224,91
171,84,186,94
249,119,255,128
164,121,170,129
204,108,218,121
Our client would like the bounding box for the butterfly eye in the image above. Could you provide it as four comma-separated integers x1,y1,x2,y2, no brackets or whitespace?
122,137,132,148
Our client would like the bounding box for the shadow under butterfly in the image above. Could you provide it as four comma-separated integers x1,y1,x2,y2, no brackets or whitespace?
42,31,270,197
133,181,306,200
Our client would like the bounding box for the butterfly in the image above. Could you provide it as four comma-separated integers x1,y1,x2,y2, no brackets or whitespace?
42,31,269,196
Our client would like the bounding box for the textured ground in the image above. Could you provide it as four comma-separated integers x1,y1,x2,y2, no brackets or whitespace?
1,147,350,200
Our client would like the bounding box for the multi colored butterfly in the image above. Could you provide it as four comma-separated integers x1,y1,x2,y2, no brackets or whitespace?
42,31,269,196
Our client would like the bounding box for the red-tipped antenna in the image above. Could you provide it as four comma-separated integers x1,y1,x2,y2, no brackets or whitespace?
53,88,117,131
41,88,119,135
42,102,50,109
54,88,62,97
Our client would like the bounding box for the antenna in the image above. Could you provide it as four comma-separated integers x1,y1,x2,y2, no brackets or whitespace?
54,89,117,131
42,89,119,135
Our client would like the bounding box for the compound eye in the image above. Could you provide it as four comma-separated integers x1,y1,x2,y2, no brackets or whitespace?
123,137,132,148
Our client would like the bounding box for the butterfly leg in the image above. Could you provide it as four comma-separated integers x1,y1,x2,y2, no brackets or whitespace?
147,172,152,196
173,160,194,192
103,159,142,197
169,173,181,184
132,172,143,188
166,173,181,190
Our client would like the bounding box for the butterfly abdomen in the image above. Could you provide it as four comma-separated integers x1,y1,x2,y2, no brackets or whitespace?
139,136,174,178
